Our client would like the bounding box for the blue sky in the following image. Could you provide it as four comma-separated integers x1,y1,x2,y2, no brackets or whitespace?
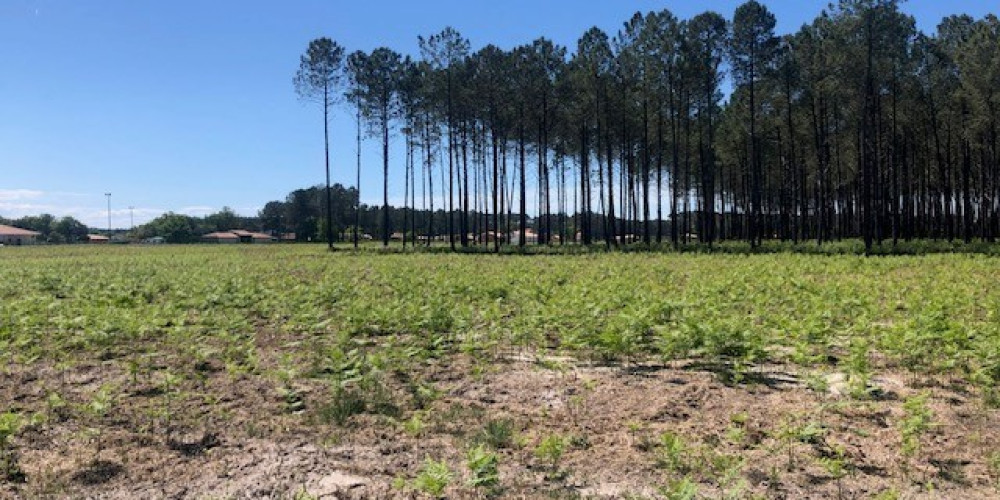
1,0,994,228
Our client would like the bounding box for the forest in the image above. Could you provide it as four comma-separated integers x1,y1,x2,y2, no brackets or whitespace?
291,0,1000,252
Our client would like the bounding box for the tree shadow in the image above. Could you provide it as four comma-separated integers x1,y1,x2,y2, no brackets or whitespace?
168,432,222,457
680,361,800,389
72,460,124,485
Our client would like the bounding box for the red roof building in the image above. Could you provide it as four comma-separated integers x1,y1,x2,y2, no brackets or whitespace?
202,230,275,244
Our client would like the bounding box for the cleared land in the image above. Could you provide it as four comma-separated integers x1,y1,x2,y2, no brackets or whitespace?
2,245,1000,498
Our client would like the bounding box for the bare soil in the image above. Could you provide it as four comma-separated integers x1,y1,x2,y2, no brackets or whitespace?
3,346,999,499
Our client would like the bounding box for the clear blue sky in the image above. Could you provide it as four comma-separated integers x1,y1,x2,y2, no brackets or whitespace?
1,0,993,228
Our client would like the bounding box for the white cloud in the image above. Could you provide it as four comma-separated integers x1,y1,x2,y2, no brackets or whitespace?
178,206,216,217
0,189,44,202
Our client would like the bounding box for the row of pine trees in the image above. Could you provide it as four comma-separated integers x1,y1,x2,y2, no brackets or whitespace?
295,0,1000,251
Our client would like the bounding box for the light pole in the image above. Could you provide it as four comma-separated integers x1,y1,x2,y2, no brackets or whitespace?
129,206,135,231
105,193,111,233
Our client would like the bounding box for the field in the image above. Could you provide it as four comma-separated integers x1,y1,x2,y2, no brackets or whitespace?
2,245,1000,499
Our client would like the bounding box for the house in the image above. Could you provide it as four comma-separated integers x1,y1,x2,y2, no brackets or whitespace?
508,229,538,244
202,232,240,244
202,230,275,244
0,224,41,245
86,234,110,244
479,231,505,243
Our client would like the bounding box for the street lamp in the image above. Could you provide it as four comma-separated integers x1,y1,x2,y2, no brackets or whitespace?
105,193,111,233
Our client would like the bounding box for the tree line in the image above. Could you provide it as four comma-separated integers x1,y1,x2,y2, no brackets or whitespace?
293,0,1000,252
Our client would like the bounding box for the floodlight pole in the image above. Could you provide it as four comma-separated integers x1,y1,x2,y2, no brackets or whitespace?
105,193,112,233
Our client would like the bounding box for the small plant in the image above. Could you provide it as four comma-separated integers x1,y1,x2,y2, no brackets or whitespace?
160,370,183,436
871,489,901,500
534,434,567,475
319,387,366,426
900,392,934,475
818,445,848,499
659,476,698,500
276,356,305,414
292,487,318,500
774,418,825,471
476,418,515,449
804,372,830,393
45,390,70,422
656,431,689,473
725,425,746,447
403,412,426,437
0,411,25,482
988,451,1000,490
414,457,452,498
845,339,873,399
466,444,500,492
81,384,116,461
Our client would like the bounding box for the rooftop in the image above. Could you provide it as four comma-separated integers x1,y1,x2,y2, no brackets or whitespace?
0,224,42,237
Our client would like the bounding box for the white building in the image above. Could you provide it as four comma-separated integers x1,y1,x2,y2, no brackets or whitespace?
0,224,41,245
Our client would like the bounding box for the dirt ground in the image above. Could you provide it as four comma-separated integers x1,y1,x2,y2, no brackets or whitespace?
3,348,999,499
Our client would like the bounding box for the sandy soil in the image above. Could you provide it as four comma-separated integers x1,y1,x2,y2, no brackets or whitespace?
3,348,999,499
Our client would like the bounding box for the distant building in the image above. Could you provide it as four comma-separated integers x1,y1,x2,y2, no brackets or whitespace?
202,230,275,244
508,229,538,244
479,231,506,243
86,234,110,244
0,224,41,245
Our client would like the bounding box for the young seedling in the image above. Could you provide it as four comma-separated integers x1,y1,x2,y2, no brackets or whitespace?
534,434,567,479
466,444,500,494
403,412,426,437
845,339,873,399
160,371,183,437
275,356,305,414
414,457,452,498
476,419,515,450
659,476,698,500
988,451,1000,491
656,431,689,473
0,411,25,482
817,445,849,499
900,392,934,480
81,385,117,462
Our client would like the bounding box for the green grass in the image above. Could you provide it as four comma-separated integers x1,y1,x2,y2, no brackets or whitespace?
2,244,999,385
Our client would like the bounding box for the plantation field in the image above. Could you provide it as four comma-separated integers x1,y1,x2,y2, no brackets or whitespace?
2,245,1000,498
